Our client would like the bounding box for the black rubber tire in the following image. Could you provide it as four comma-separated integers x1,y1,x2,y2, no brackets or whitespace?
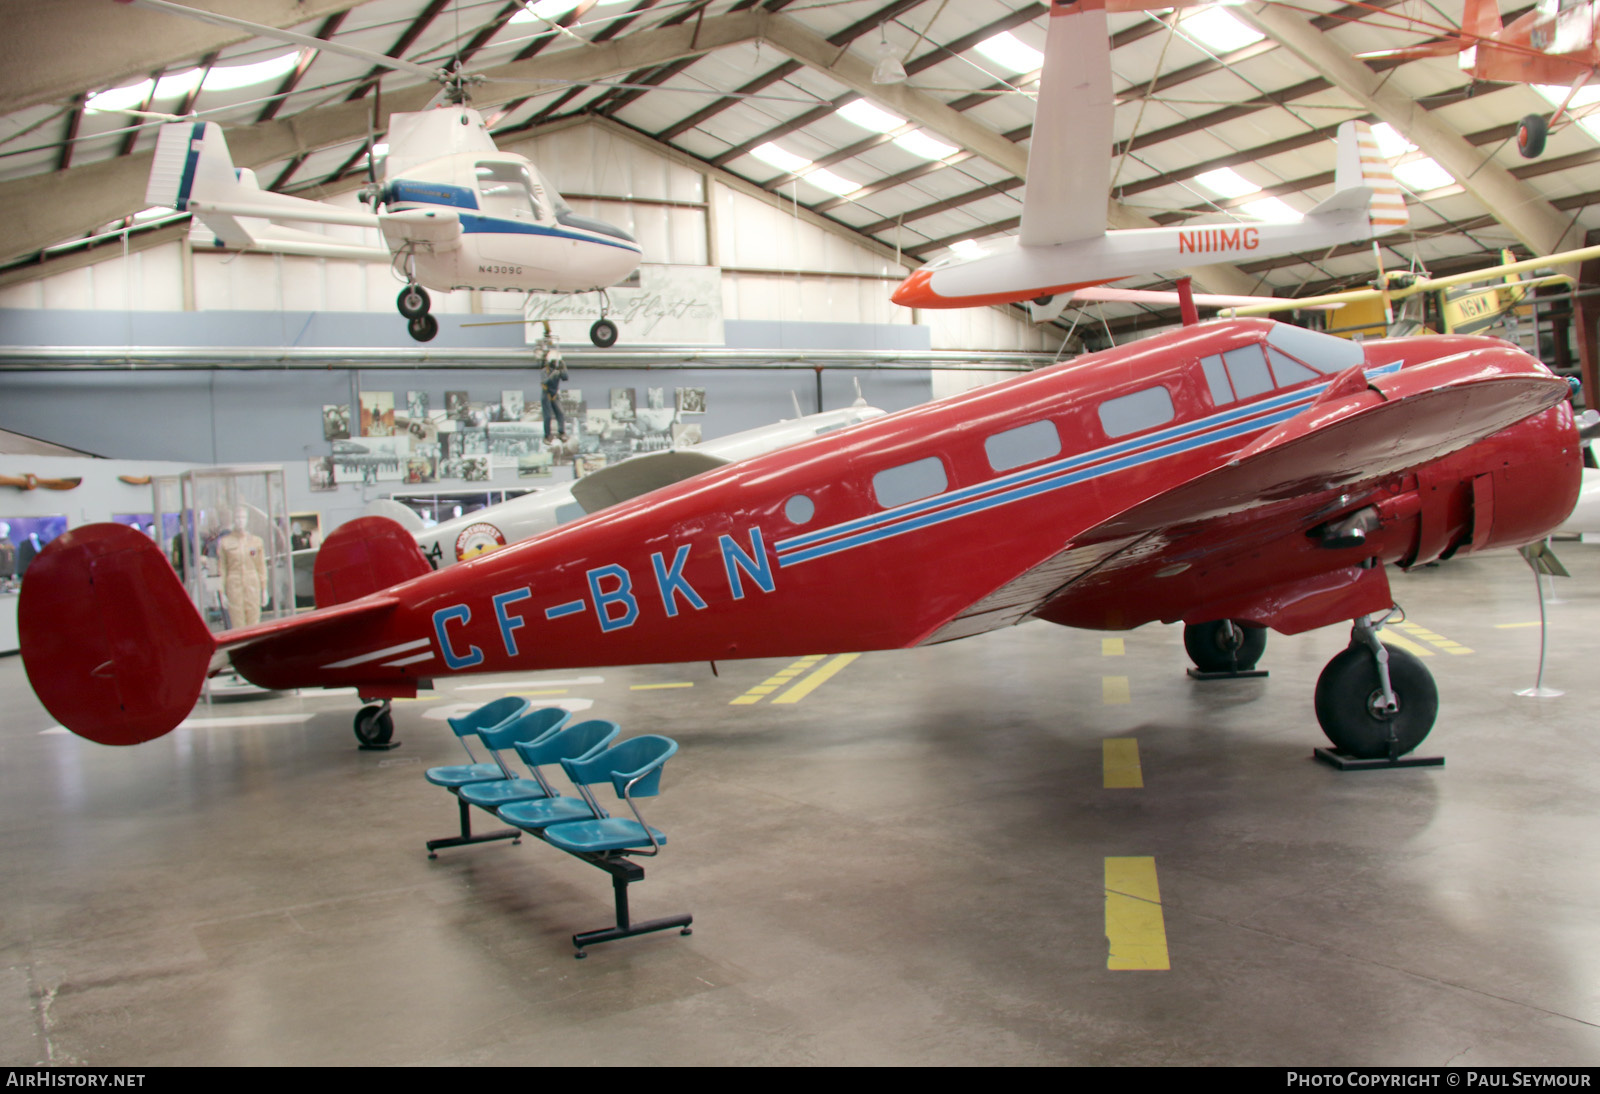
354,704,394,747
590,318,618,348
397,285,431,319
1517,113,1548,159
1184,619,1267,672
1314,643,1437,759
407,314,439,342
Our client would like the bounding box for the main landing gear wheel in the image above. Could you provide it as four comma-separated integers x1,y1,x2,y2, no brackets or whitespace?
589,318,618,348
1314,642,1437,760
353,702,395,748
407,314,439,342
397,285,431,319
1184,619,1267,673
1517,113,1549,158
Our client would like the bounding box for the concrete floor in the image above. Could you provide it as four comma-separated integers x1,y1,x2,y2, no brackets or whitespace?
3,546,1599,1065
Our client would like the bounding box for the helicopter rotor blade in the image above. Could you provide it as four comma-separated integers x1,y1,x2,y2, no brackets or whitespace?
121,0,447,84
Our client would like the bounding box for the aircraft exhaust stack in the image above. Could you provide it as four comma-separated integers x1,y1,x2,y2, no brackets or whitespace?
19,523,215,746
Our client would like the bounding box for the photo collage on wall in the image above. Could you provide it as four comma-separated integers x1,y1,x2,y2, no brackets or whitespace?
312,382,708,490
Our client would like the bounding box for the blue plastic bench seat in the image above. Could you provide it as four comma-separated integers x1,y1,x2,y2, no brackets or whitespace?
497,795,596,830
426,704,571,856
424,696,531,789
542,817,667,854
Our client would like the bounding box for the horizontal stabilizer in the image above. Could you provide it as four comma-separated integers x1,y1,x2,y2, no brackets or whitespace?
570,449,730,514
313,516,432,607
19,523,215,745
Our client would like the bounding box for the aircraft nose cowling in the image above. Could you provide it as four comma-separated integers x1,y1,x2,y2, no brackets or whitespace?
892,268,936,307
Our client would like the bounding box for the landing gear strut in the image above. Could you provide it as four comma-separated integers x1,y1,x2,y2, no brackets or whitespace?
354,699,399,750
1313,612,1440,767
589,289,618,348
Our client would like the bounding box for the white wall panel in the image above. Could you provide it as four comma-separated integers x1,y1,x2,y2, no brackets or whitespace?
502,126,703,204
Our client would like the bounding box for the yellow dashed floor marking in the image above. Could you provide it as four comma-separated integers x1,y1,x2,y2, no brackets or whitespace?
1105,857,1170,971
1378,632,1434,659
773,653,861,705
1103,738,1143,789
1393,621,1474,655
1102,676,1130,705
630,683,694,690
729,655,828,705
1495,621,1544,629
1101,638,1125,656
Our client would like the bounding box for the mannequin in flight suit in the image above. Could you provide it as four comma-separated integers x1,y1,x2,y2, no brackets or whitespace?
216,505,267,627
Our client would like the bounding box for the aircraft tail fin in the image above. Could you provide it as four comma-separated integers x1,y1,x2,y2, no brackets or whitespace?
1309,121,1409,236
20,523,216,746
146,121,240,212
313,516,432,608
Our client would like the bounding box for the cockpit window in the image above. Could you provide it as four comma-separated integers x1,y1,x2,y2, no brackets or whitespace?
476,161,542,221
1265,324,1362,374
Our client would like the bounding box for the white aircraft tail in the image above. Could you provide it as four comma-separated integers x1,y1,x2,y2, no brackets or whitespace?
1308,121,1409,236
146,122,242,211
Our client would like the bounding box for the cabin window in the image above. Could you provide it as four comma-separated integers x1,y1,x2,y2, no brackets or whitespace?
984,420,1061,472
1224,345,1274,399
1098,386,1175,438
475,161,541,221
785,494,815,524
1267,348,1321,386
1201,356,1234,407
873,457,948,509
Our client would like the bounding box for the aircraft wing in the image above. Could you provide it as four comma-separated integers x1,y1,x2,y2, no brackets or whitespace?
917,353,1570,644
1018,0,1114,248
569,449,731,514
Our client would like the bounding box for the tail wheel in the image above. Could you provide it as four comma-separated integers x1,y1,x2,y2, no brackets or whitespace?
1184,619,1267,672
1517,113,1548,159
397,286,431,319
354,703,394,747
590,318,618,348
407,314,439,342
1314,643,1437,759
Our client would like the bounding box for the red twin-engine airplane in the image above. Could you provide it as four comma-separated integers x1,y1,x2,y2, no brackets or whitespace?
19,319,1580,760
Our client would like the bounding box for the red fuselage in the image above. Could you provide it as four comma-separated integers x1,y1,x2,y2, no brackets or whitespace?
227,320,1580,696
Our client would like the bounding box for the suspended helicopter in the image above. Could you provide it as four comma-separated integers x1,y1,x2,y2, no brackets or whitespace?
126,0,644,346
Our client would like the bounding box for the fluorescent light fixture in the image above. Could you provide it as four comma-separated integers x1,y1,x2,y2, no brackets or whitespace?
1179,8,1265,52
751,141,811,173
804,168,861,197
1195,167,1260,199
838,99,905,133
975,31,1044,74
202,51,302,92
1393,157,1454,190
86,79,155,112
1369,122,1415,160
1240,196,1300,221
894,130,958,160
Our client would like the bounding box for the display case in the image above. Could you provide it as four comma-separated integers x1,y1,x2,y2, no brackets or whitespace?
177,467,293,633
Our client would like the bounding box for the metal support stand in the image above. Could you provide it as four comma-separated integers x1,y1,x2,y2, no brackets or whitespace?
1186,667,1268,680
1517,539,1565,698
426,797,521,858
1313,747,1444,771
571,854,693,959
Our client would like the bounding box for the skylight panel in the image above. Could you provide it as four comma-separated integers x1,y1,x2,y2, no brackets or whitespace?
751,142,811,173
202,51,303,92
950,239,986,259
1535,84,1600,143
838,100,905,133
1393,157,1454,191
1195,167,1260,199
1370,122,1415,160
975,32,1044,74
804,168,861,197
1179,8,1265,52
894,130,958,160
86,79,155,112
1240,196,1300,221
